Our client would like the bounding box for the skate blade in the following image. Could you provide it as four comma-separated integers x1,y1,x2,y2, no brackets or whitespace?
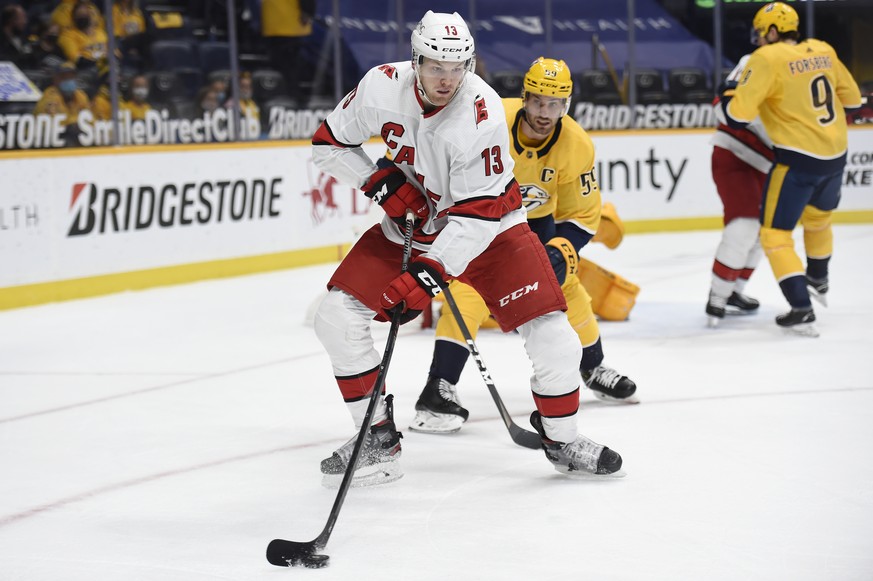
724,306,758,316
554,466,627,480
809,290,828,307
321,461,403,489
408,410,465,434
591,391,640,405
706,316,722,328
781,323,820,338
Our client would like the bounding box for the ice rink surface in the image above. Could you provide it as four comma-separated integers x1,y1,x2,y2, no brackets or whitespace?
2,225,872,580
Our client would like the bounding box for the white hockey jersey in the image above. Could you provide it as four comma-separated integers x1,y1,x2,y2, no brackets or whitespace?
712,54,774,174
311,61,525,277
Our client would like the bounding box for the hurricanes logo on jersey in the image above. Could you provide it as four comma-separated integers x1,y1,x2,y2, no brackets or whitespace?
519,184,549,212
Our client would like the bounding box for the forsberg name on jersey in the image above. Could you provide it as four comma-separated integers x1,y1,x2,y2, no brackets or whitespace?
788,56,833,76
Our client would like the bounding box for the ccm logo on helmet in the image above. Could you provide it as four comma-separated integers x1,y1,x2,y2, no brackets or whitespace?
442,47,463,52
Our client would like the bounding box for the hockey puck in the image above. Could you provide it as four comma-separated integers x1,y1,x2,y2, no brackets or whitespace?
300,554,329,568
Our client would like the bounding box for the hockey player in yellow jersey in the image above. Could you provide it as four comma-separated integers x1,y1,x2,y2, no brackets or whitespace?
722,2,862,336
410,57,637,434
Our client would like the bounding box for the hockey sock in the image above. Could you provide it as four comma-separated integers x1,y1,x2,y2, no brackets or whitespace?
334,367,389,428
428,339,470,385
778,275,813,310
807,256,830,282
580,337,605,373
711,218,761,299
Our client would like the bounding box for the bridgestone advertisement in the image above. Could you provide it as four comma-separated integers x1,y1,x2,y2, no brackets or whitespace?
1,129,871,294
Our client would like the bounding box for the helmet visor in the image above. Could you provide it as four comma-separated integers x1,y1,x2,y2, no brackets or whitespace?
417,60,468,80
524,94,568,119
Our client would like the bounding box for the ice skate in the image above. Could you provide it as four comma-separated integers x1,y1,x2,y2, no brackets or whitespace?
530,412,623,476
705,293,727,328
776,307,819,338
806,275,829,307
726,291,760,315
320,395,403,488
582,365,639,404
408,376,469,434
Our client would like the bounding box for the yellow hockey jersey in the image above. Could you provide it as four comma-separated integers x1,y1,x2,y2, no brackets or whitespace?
503,98,601,241
726,39,861,168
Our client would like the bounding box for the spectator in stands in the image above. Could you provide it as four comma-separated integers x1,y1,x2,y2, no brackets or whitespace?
112,0,145,38
31,23,66,71
196,86,220,117
208,76,229,107
33,61,91,144
112,0,146,68
261,0,314,106
237,73,259,120
52,0,105,33
92,72,150,123
224,72,259,121
91,73,111,120
0,4,34,66
122,73,151,120
58,1,108,69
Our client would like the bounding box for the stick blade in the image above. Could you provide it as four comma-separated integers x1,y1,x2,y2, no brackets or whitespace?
510,424,543,450
266,538,325,567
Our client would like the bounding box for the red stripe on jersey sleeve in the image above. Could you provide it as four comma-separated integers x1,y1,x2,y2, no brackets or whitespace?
312,120,359,148
533,388,580,418
450,179,523,221
336,366,384,402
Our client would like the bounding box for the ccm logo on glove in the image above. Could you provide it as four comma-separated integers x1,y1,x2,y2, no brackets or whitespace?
362,166,430,227
380,257,447,324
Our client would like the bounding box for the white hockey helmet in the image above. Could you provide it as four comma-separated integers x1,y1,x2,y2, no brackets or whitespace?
411,11,475,72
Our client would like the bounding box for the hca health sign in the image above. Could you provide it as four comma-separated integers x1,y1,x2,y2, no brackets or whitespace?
319,0,717,77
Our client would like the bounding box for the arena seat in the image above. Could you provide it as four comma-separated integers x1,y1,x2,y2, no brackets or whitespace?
170,67,203,99
668,67,712,104
199,41,231,74
145,70,184,104
489,70,525,98
150,40,198,71
251,69,288,102
632,69,670,104
573,70,622,105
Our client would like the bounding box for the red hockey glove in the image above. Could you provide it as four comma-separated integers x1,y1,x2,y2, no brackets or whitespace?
362,166,430,228
380,257,447,324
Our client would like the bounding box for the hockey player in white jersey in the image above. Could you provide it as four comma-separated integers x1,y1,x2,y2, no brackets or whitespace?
310,11,623,486
706,49,775,327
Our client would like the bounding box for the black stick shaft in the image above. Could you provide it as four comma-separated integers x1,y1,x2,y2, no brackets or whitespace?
267,212,417,567
314,210,416,547
440,285,541,450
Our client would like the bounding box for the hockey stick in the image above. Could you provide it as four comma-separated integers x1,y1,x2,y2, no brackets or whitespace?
266,210,416,569
440,284,542,450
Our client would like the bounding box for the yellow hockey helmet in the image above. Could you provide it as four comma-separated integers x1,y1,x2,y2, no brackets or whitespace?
752,2,799,41
523,57,573,99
